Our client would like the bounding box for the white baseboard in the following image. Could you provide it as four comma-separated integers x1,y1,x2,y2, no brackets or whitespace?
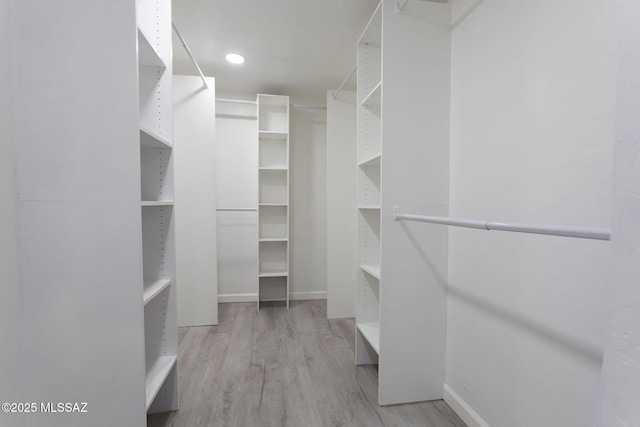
443,384,490,427
290,291,327,300
218,291,327,304
218,293,258,303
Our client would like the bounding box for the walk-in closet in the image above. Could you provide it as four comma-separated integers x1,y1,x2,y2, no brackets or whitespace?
2,0,639,426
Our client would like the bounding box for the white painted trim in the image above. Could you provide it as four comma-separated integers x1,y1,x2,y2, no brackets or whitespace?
218,291,327,304
218,293,258,303
443,384,490,427
291,291,327,300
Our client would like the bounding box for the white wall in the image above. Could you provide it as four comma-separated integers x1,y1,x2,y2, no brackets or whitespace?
215,95,327,302
290,104,327,300
446,1,617,426
0,0,25,425
597,0,640,424
174,75,218,326
326,90,356,319
215,98,259,301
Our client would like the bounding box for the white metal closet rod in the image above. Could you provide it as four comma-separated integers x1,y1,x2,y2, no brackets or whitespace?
216,208,257,211
393,208,611,241
216,98,256,105
215,98,326,110
172,22,209,89
333,66,357,99
396,0,449,13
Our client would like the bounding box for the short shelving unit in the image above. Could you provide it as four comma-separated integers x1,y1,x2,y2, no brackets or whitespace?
136,0,178,415
257,94,290,308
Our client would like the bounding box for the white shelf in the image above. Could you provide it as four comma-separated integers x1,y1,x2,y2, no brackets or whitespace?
259,271,289,278
358,205,381,210
145,355,177,410
137,28,166,69
143,279,171,305
259,167,288,171
360,264,381,280
357,322,380,354
259,131,288,139
358,1,382,46
361,81,382,109
259,237,288,242
358,153,381,168
141,201,174,207
140,127,173,149
259,203,288,207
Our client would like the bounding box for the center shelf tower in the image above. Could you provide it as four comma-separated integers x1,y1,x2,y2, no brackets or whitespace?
257,94,291,308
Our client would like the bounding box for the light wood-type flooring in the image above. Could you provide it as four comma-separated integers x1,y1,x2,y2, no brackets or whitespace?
147,300,466,427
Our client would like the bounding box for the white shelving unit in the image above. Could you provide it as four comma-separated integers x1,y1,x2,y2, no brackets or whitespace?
257,94,290,308
10,0,180,424
355,0,451,406
356,2,383,371
137,0,178,415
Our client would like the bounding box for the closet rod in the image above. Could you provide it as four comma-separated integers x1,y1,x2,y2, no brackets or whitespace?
393,208,611,241
216,208,257,211
172,22,209,89
291,103,326,110
332,66,357,99
396,0,449,13
216,98,256,105
216,98,326,110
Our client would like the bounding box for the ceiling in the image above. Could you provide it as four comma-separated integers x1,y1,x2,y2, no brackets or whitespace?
172,0,380,104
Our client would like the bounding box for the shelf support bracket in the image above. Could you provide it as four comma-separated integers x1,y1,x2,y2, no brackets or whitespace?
172,22,209,89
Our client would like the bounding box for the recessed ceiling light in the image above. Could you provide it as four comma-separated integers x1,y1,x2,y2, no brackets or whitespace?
225,53,245,65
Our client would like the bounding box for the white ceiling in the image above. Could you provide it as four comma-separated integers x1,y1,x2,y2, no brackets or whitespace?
172,0,380,104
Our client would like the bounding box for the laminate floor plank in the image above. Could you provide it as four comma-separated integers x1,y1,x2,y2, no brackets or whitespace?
148,300,466,427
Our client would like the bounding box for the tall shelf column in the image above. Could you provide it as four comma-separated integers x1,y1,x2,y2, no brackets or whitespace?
257,94,290,308
137,0,178,414
356,1,383,365
355,0,451,406
10,0,177,424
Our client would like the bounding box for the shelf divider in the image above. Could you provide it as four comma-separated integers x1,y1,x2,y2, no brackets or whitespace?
143,279,171,305
140,127,173,149
141,201,175,207
360,81,382,109
358,153,381,168
259,271,289,278
138,28,166,69
145,355,177,409
360,264,381,280
357,322,380,354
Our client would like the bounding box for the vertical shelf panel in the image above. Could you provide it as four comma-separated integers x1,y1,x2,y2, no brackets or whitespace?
137,0,178,415
257,94,290,308
354,0,451,406
356,1,383,371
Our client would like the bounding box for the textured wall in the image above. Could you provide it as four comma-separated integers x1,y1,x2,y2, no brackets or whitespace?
446,0,617,425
